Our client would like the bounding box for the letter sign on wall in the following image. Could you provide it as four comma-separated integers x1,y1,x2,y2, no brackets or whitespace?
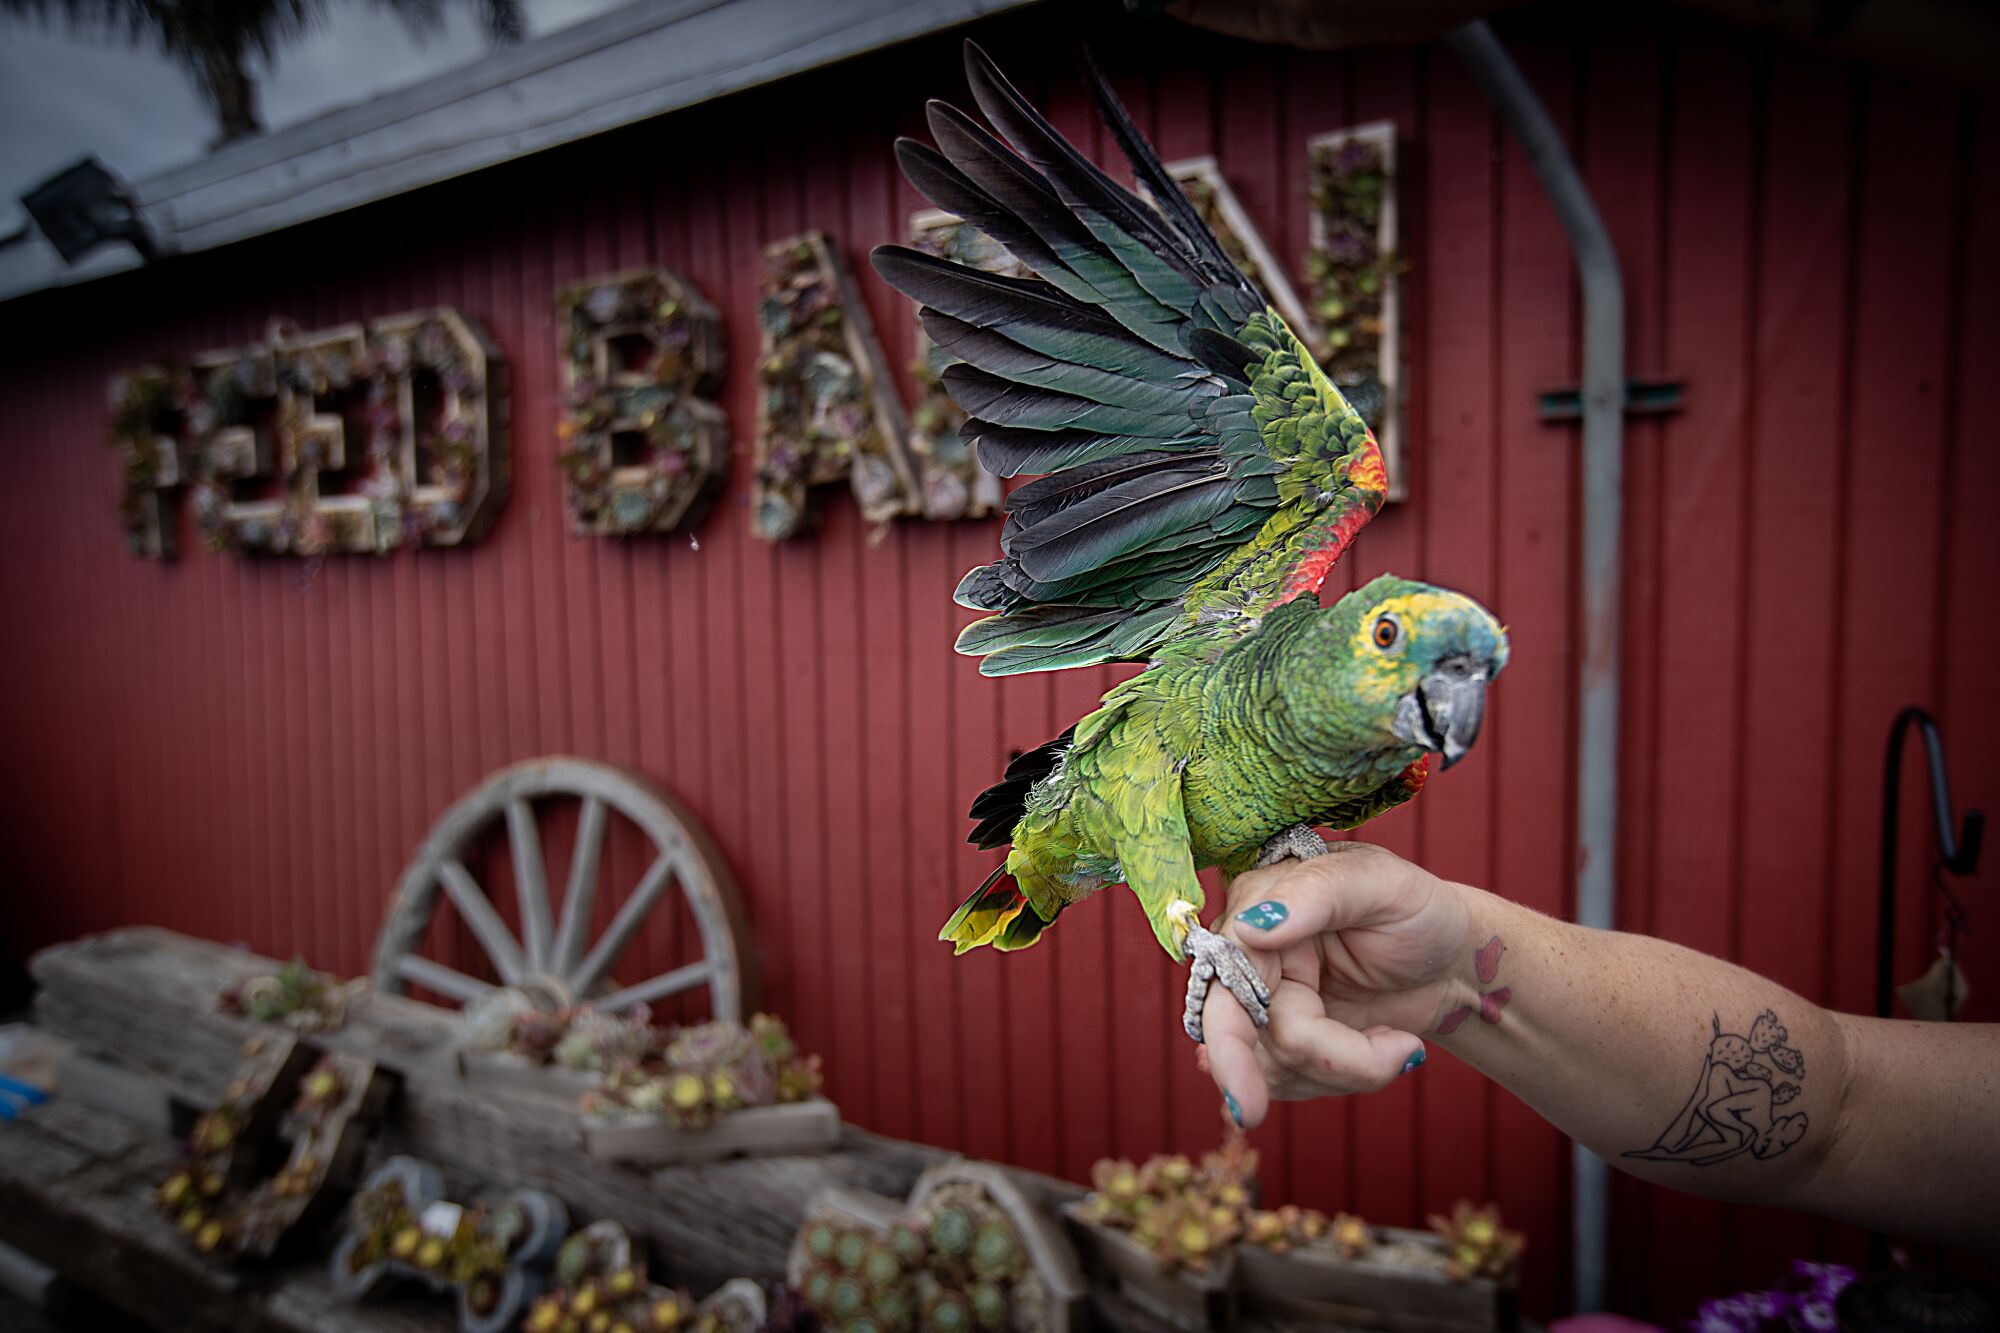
115,309,508,559
1305,124,1403,501
109,366,192,560
555,268,729,537
905,209,1010,523
752,231,917,542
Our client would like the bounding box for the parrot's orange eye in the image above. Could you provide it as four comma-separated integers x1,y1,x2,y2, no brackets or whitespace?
1373,616,1400,650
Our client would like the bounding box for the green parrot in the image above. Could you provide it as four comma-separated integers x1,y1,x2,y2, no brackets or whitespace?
871,44,1508,1042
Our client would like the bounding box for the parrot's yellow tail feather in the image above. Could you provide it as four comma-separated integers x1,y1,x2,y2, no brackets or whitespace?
942,866,1052,953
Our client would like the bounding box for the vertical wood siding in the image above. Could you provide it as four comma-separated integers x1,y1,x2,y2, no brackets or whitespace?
0,6,1992,1320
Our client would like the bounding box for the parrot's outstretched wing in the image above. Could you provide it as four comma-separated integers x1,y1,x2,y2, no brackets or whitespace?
871,42,1388,677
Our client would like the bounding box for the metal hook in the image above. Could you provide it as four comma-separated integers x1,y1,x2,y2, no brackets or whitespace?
1876,706,1983,1022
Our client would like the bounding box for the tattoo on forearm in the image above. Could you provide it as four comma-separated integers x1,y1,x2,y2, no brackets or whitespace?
1435,935,1510,1034
1625,1009,1808,1166
1475,934,1504,984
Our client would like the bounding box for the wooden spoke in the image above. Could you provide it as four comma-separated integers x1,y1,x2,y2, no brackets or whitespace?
571,854,674,996
506,796,554,971
372,758,753,1024
593,961,714,1014
436,858,526,986
551,794,607,976
395,955,497,1004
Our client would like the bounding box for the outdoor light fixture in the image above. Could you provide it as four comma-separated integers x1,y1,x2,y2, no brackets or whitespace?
19,157,157,266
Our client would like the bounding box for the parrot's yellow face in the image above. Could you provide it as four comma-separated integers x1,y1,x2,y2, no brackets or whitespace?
1309,574,1509,769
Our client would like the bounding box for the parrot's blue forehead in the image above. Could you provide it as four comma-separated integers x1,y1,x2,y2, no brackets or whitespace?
1347,575,1510,675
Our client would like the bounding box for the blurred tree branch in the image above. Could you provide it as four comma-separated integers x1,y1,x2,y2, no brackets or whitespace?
0,0,525,147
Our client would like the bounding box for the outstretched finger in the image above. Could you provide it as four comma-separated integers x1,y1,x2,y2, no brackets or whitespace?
1200,979,1271,1129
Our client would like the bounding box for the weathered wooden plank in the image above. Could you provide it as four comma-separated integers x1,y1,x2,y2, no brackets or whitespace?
20,929,1239,1330
0,1100,444,1333
28,928,1028,1296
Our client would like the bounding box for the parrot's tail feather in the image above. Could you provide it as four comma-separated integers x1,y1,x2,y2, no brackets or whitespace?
967,726,1075,849
941,865,1055,953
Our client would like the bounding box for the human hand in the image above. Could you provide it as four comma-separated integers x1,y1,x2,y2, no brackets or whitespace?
1197,842,1474,1128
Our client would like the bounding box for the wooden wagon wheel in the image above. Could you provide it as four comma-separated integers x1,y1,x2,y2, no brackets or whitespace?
372,757,753,1021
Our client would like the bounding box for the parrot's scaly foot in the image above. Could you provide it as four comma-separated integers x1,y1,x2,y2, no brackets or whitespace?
1254,823,1332,868
1170,899,1270,1044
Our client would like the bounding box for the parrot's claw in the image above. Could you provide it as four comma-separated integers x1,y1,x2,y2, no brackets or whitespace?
1181,921,1271,1044
1254,823,1331,868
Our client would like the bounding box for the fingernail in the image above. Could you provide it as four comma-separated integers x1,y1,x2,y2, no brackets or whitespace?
1400,1048,1426,1076
1236,901,1288,931
1224,1092,1243,1127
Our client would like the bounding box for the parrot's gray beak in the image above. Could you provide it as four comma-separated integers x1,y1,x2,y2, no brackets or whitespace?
1392,655,1490,769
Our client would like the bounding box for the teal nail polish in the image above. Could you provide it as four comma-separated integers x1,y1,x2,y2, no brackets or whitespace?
1224,1092,1242,1127
1236,901,1289,931
1401,1048,1426,1075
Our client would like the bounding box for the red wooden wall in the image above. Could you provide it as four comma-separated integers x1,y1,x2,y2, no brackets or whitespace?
1,4,1994,1319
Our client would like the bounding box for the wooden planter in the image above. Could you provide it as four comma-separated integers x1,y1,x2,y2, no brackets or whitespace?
455,1050,601,1111
1234,1226,1515,1333
783,1186,904,1286
909,1161,1088,1333
328,1156,571,1333
580,1097,840,1166
1059,1202,1239,1333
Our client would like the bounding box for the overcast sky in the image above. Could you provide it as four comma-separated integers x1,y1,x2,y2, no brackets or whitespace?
0,0,627,234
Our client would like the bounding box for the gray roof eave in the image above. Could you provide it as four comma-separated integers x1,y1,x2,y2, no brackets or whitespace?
1,0,1036,304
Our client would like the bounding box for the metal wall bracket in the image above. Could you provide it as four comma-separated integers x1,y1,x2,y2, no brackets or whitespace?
1537,378,1684,421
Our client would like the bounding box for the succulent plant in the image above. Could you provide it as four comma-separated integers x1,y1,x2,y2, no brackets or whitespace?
509,1007,572,1064
871,1284,913,1331
1427,1200,1524,1282
967,1221,1020,1281
861,1242,902,1289
665,1018,756,1073
215,957,354,1031
804,1223,838,1264
827,1274,867,1321
1329,1211,1373,1260
1080,1131,1345,1271
923,1289,973,1333
526,1295,565,1333
834,1229,870,1273
888,1222,926,1267
966,1281,1008,1329
556,1233,595,1287
926,1206,974,1261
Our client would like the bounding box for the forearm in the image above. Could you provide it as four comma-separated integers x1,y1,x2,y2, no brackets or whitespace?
1433,886,1998,1251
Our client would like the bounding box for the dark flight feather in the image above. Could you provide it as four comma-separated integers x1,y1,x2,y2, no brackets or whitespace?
962,42,1207,314
1078,47,1249,295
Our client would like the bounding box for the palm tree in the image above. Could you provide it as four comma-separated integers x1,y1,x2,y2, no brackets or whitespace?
2,0,525,147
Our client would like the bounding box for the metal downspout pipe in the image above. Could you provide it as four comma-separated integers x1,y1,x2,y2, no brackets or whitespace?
1442,19,1626,1315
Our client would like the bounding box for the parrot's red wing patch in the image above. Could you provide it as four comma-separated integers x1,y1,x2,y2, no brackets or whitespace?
1280,499,1378,602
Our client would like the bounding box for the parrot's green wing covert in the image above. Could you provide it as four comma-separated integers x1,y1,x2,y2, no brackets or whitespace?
870,43,1390,676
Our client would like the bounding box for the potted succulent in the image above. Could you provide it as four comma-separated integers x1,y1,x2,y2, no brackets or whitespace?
1060,1140,1256,1331
787,1163,1085,1333
1233,1198,1522,1332
331,1155,570,1333
1066,1134,1522,1332
526,1220,767,1333
578,1014,838,1165
455,996,651,1110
